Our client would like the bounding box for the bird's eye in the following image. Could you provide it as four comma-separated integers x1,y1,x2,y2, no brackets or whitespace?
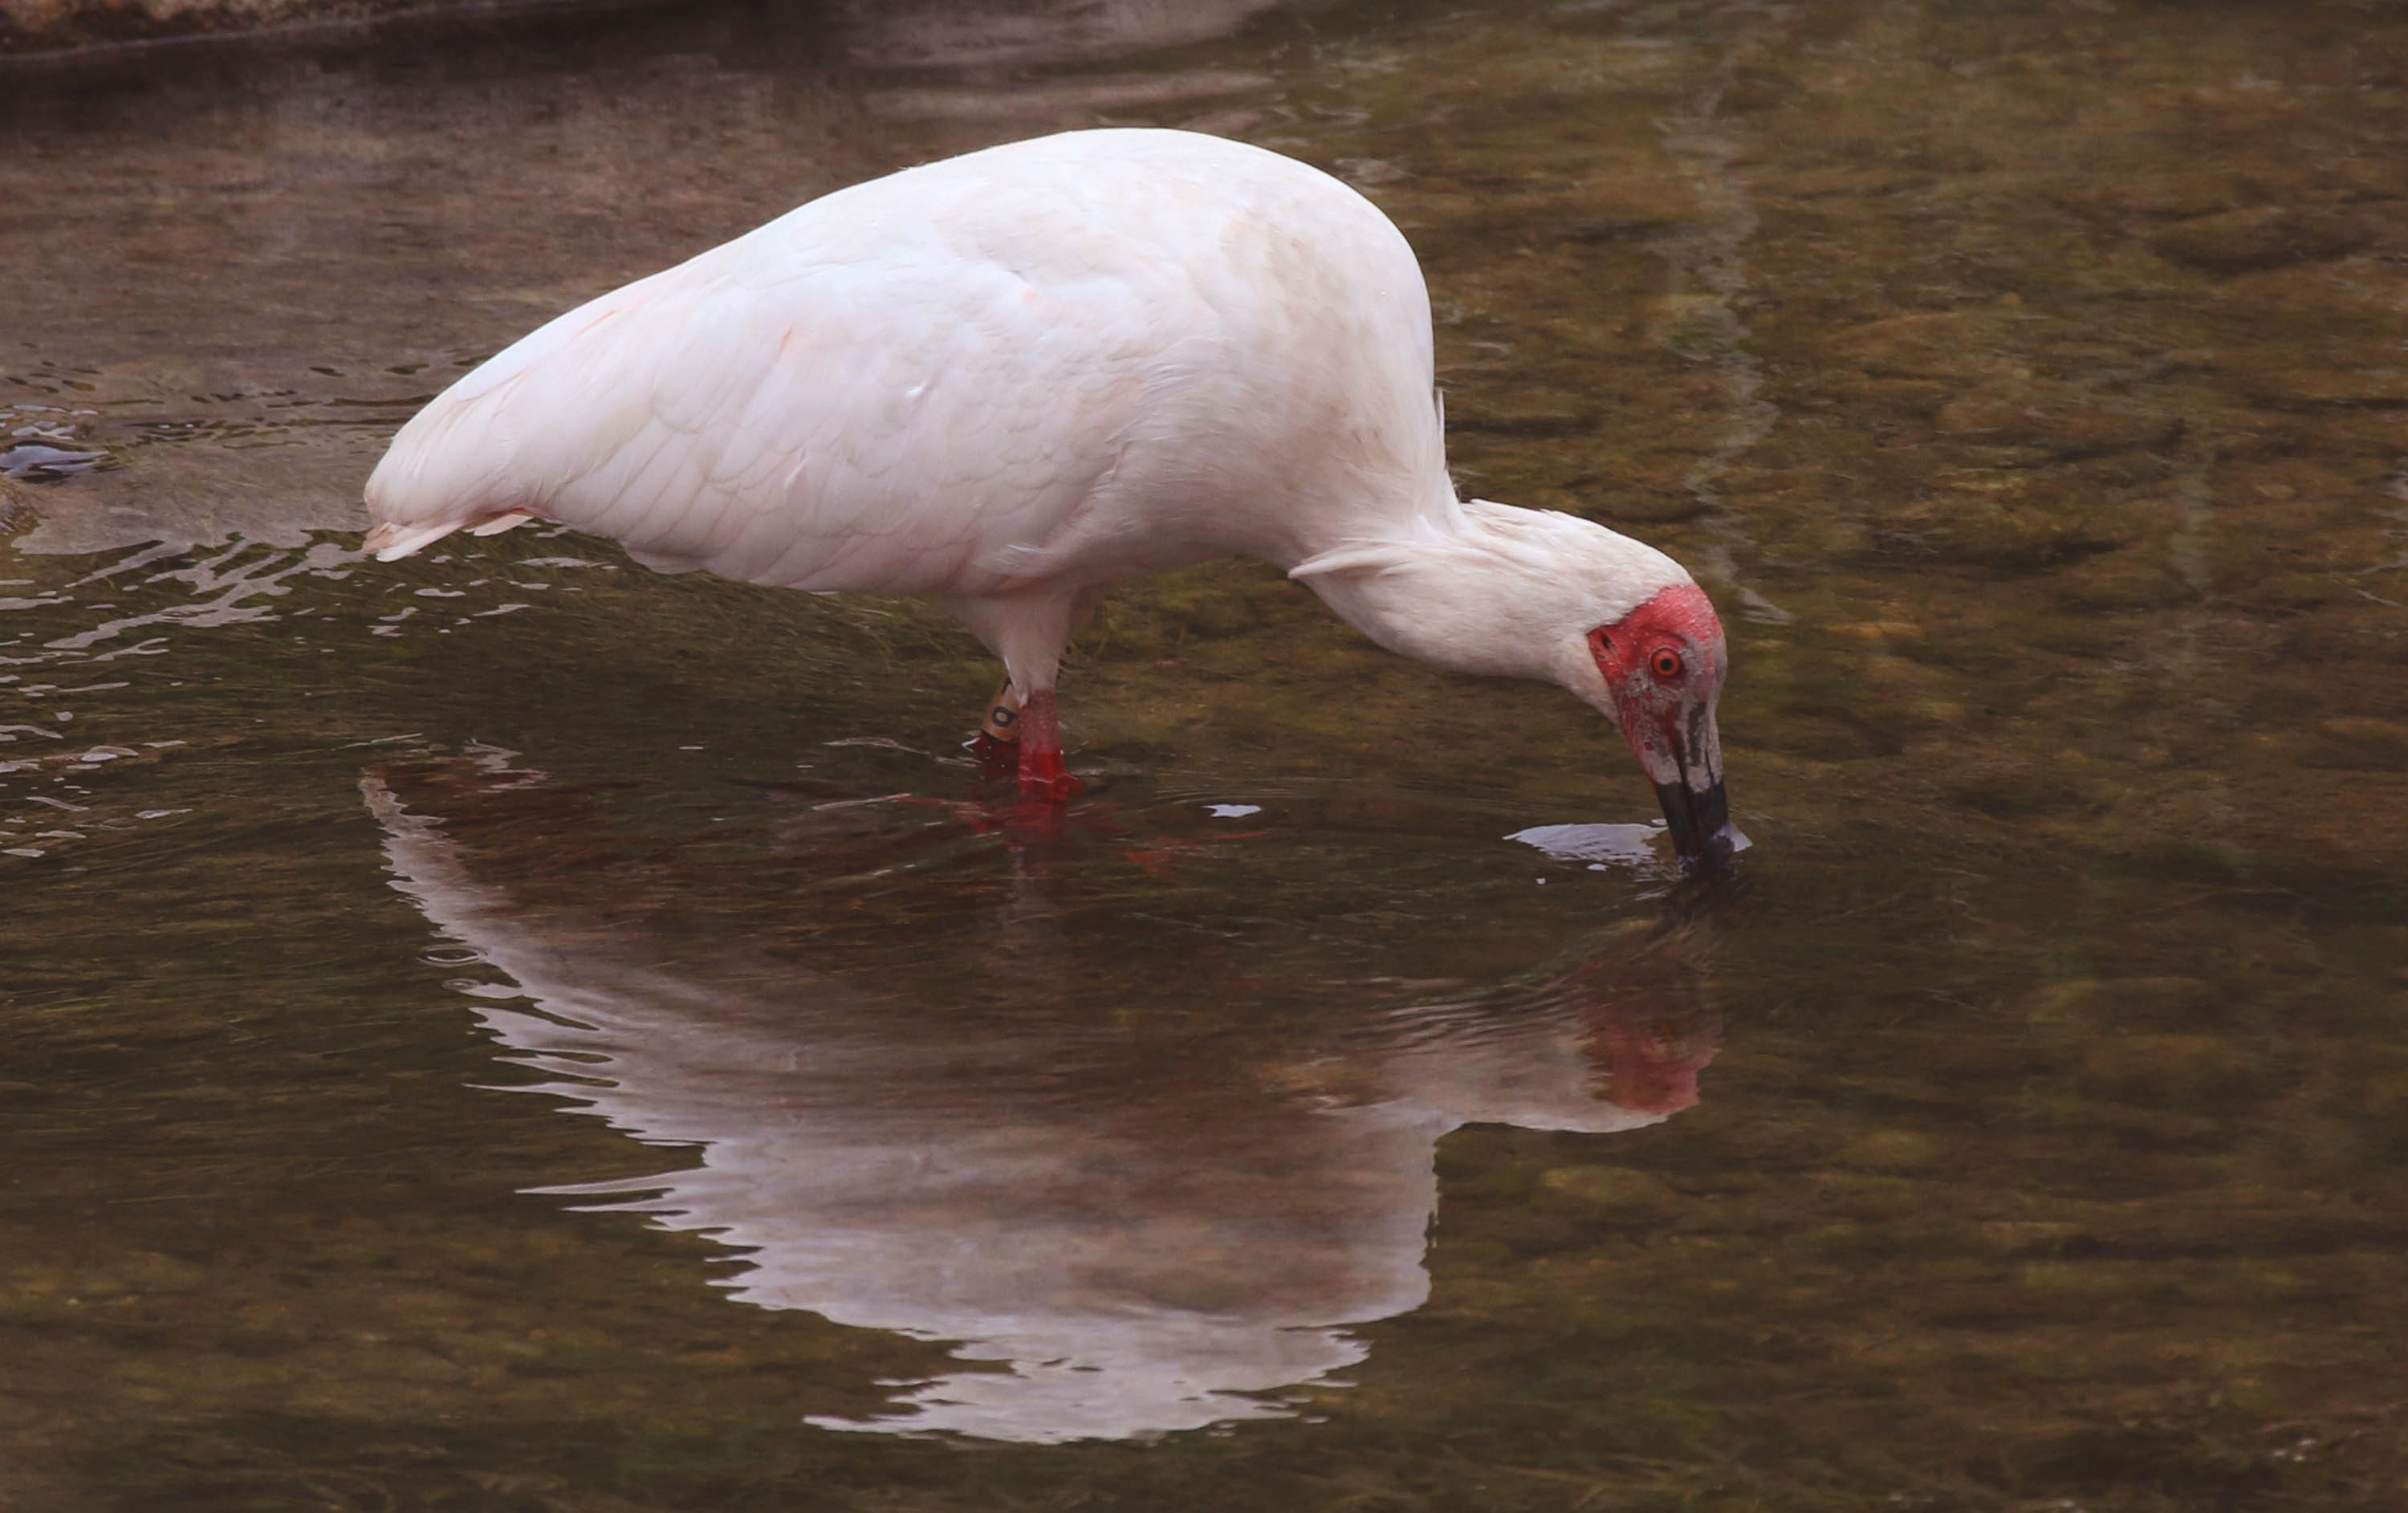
1650,649,1684,680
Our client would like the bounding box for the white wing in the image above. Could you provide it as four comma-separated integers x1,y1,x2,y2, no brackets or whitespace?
366,193,1166,596
365,130,1451,596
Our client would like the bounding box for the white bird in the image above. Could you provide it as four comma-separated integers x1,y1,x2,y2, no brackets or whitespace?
364,128,1736,867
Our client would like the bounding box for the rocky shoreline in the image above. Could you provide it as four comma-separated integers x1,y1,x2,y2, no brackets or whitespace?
0,0,637,58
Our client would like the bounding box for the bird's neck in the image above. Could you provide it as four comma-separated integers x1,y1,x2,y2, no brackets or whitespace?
1287,498,1682,696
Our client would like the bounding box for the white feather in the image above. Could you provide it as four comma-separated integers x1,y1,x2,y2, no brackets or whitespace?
364,128,1698,709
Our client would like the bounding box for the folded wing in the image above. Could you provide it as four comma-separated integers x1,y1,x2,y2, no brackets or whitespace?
364,205,1166,599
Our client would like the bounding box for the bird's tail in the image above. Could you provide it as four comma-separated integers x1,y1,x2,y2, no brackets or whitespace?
362,361,559,559
362,509,539,562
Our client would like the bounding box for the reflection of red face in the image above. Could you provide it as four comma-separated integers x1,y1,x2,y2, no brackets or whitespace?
1584,1015,1720,1115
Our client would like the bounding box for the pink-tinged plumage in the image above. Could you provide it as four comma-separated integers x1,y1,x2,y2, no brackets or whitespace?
364,128,1736,865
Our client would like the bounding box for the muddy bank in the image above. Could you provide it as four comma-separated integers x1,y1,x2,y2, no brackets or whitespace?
0,0,604,55
0,0,1275,59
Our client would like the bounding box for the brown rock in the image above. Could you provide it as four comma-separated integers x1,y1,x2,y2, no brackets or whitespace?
0,475,39,539
1934,389,2182,456
1976,1222,2089,1258
2020,977,2218,1028
2078,1034,2267,1113
1538,1165,1683,1219
2054,547,2196,612
1917,475,2154,572
2150,205,2373,276
1827,311,2025,383
1833,1130,1946,1172
2224,352,2408,407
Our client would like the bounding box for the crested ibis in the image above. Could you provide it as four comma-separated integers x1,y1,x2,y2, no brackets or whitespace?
364,128,1737,868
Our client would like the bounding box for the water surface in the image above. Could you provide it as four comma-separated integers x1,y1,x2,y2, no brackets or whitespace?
5,0,2406,1507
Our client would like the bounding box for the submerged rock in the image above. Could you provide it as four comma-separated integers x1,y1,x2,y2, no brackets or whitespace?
0,475,38,539
1537,1165,1685,1219
2150,205,2373,277
1932,388,2182,458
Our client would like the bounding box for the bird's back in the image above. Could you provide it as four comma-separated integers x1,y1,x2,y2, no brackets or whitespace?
364,129,1452,594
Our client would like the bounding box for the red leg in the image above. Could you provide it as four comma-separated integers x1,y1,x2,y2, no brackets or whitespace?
1014,688,1084,802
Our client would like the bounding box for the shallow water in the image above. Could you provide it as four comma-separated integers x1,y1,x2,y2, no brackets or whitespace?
5,0,2407,1507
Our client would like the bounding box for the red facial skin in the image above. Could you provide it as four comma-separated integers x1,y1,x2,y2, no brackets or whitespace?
1586,583,1727,790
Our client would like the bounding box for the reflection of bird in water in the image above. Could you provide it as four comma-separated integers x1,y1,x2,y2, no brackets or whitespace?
364,757,1719,1444
362,128,1736,868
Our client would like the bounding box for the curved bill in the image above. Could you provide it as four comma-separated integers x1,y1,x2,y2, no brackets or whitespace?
1656,700,1739,874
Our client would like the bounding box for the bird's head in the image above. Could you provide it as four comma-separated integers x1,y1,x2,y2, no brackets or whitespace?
1290,501,1739,873
1576,582,1734,874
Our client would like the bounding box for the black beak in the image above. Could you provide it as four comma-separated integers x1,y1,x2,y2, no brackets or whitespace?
1653,777,1735,876
1626,700,1738,876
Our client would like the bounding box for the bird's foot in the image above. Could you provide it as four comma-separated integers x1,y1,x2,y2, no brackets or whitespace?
1007,688,1083,803
1017,746,1084,803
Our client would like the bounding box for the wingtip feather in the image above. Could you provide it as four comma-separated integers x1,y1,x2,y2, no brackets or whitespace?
466,510,539,537
364,520,464,562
